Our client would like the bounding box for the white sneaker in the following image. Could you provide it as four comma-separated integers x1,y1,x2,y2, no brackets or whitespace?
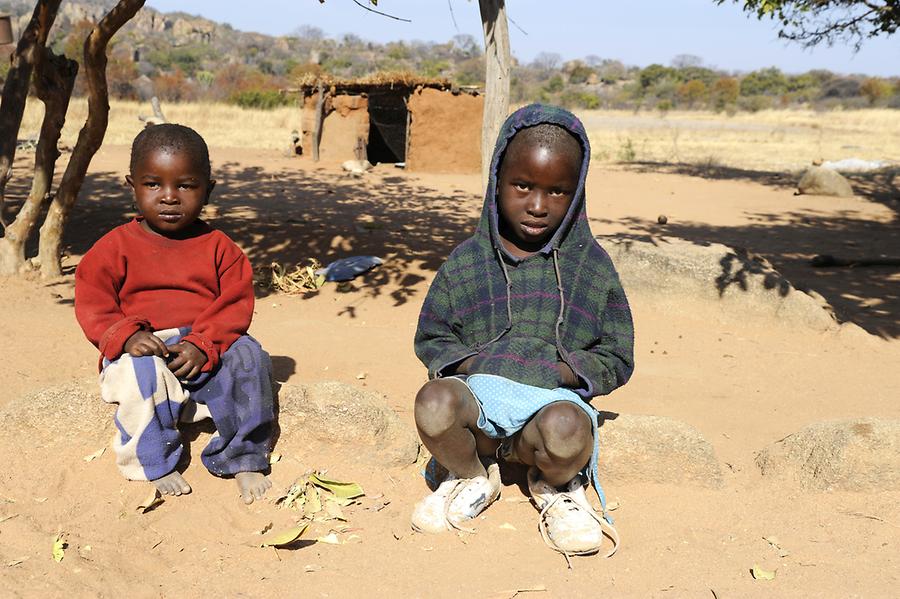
411,461,501,533
527,467,618,556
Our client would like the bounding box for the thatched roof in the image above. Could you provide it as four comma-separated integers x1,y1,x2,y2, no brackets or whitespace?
288,71,480,96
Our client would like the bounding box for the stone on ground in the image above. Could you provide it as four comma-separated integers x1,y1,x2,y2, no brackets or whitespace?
756,418,900,491
601,235,839,332
599,414,723,488
0,382,113,443
797,166,854,197
277,381,420,467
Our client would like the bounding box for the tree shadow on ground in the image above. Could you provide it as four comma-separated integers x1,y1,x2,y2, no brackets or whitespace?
624,161,900,216
49,161,480,312
594,163,900,339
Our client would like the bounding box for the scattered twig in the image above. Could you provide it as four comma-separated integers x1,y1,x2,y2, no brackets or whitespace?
840,510,899,528
349,0,411,22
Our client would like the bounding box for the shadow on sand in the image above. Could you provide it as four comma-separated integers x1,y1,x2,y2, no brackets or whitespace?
596,162,900,339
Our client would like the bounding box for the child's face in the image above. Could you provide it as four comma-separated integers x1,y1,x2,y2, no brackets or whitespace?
126,148,215,238
497,139,581,257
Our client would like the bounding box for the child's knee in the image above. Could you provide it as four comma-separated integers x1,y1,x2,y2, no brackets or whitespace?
534,402,592,460
414,379,471,437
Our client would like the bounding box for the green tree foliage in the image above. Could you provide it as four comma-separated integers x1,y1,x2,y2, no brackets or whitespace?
639,64,679,92
676,79,708,107
711,77,740,110
718,0,899,47
859,77,894,104
740,67,788,96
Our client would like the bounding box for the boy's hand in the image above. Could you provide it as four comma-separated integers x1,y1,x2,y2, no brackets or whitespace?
166,341,208,380
124,330,169,358
557,362,579,388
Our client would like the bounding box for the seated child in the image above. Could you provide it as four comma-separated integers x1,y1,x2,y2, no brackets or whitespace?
75,124,274,505
412,104,634,556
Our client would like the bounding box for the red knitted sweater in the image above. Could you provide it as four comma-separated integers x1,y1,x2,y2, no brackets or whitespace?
75,219,254,371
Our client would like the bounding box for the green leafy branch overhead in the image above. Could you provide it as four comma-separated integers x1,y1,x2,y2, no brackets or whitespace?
719,0,899,48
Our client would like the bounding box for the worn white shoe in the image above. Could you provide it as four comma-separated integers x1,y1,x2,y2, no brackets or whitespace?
527,467,618,557
411,461,501,533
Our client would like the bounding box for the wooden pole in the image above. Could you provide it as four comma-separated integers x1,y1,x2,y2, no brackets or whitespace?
312,82,324,162
479,0,510,188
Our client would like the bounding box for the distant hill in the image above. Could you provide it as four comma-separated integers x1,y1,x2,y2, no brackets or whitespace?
1,0,896,111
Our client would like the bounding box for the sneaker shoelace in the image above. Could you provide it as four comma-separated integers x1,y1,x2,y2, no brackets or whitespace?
536,487,621,559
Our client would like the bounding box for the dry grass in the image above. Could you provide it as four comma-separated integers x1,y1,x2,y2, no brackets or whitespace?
18,99,303,150
16,99,899,173
581,108,900,172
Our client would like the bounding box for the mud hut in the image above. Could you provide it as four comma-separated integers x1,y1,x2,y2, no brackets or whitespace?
293,73,483,173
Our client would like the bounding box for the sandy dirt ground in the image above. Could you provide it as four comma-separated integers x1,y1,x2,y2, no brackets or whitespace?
1,147,898,598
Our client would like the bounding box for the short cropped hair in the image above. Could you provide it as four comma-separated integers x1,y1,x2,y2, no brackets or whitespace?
504,123,583,173
129,123,211,180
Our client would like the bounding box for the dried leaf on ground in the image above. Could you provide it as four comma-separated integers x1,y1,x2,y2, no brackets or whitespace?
260,523,309,548
6,558,27,567
498,522,517,531
316,532,341,545
304,487,322,519
278,481,307,510
751,565,776,580
269,453,282,464
83,447,106,462
52,533,66,563
323,498,347,521
136,489,164,513
269,260,326,293
309,474,365,500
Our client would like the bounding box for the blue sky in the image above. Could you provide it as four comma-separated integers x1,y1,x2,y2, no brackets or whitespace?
146,0,899,76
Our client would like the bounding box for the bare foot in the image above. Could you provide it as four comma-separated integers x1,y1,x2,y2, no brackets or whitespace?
153,471,191,496
235,471,272,505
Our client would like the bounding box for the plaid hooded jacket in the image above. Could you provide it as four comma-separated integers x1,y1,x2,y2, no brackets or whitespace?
414,104,634,400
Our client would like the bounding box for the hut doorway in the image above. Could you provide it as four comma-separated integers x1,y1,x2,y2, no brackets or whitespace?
366,91,408,164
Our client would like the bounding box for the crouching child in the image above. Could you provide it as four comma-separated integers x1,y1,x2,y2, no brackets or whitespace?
412,104,634,557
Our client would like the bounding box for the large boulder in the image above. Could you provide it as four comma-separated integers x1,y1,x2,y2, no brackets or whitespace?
599,414,723,488
600,235,839,332
277,381,420,468
756,419,900,491
797,166,854,197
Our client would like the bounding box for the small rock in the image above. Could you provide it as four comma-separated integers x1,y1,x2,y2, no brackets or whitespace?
657,214,668,225
277,381,420,467
600,414,723,488
756,418,900,491
797,166,853,197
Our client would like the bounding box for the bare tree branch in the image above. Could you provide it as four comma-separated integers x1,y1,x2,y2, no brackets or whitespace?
349,0,412,22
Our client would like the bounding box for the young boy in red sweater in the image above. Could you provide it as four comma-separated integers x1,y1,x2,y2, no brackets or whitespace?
75,124,274,504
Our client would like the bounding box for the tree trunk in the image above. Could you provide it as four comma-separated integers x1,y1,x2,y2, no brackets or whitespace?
0,0,62,224
478,0,511,188
38,0,145,278
0,0,64,276
0,47,78,275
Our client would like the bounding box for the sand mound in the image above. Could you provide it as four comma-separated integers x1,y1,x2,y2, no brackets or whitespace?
277,381,420,467
756,418,900,491
600,414,723,488
0,381,113,444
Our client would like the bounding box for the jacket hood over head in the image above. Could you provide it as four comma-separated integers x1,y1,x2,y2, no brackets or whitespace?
477,103,593,261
